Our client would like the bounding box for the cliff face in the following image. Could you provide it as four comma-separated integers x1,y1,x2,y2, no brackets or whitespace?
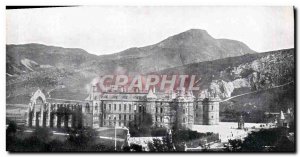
157,48,294,119
205,49,294,99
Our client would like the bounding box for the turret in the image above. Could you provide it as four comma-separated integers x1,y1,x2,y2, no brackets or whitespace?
146,88,157,99
287,108,291,114
175,88,194,129
146,88,157,126
195,90,220,125
280,110,285,120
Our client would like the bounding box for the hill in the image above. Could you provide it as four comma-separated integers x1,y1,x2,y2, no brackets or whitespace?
7,29,257,104
91,29,256,74
156,48,295,122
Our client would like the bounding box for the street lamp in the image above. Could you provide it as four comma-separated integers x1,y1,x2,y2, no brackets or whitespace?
114,115,116,151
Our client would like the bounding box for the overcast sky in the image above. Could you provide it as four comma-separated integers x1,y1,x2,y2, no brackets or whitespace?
6,6,294,55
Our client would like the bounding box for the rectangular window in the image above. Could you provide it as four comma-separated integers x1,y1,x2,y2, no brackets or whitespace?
156,107,158,113
95,104,98,111
124,104,127,111
124,115,127,121
134,104,137,111
119,114,121,120
104,104,106,110
129,104,131,111
160,117,162,122
160,108,163,113
114,104,116,110
129,115,131,120
109,104,111,111
119,104,121,111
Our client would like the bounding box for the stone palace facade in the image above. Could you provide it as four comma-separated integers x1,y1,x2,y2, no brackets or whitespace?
26,86,220,130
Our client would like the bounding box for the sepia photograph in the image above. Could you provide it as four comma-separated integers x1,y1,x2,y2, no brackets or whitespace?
5,6,295,152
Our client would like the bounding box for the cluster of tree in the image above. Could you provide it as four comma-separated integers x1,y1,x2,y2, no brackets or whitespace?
127,113,219,152
145,129,217,152
148,136,178,152
6,121,115,152
172,129,213,142
128,113,168,137
224,127,295,152
122,144,143,152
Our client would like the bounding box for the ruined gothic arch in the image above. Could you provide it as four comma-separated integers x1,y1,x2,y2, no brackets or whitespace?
29,89,47,111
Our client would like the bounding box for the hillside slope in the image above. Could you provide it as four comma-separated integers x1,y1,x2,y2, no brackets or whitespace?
90,29,256,74
7,29,257,104
157,48,295,121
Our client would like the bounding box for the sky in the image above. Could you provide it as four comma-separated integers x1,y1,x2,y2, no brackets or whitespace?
6,6,294,55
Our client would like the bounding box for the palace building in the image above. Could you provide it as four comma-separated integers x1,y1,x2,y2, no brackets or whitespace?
26,86,220,130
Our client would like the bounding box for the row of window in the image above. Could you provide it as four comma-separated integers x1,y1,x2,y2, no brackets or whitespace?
103,103,147,113
195,105,216,110
103,121,126,127
101,118,188,127
195,113,216,119
104,114,134,121
103,114,168,123
87,104,216,115
85,103,98,113
155,116,163,122
100,95,144,100
103,103,135,111
155,107,164,113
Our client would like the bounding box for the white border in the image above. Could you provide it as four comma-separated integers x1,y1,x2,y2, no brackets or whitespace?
1,0,299,157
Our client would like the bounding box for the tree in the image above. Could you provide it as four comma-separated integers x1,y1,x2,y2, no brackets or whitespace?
123,144,143,152
223,127,294,152
148,137,175,152
67,127,97,150
241,128,285,151
6,121,18,151
274,136,295,152
129,113,153,136
18,128,53,151
45,139,65,151
32,127,52,142
224,139,242,152
6,121,17,136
